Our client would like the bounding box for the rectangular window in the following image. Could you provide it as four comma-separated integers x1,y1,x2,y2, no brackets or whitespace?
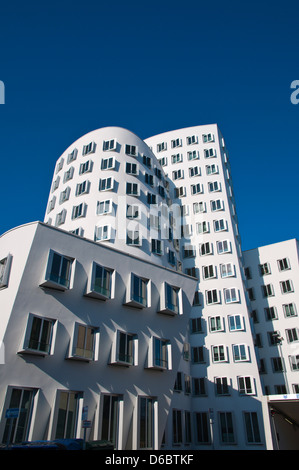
157,142,167,152
280,279,294,294
186,135,197,145
203,264,216,279
101,157,115,170
139,397,155,449
228,315,243,331
99,177,114,191
131,274,148,307
165,283,180,314
212,345,227,362
97,199,112,215
190,317,203,334
199,242,213,256
79,160,92,175
217,240,231,254
72,203,86,219
101,395,120,447
195,412,210,444
82,141,95,155
126,162,138,175
214,219,227,232
76,180,89,196
233,344,249,362
215,377,229,395
125,144,137,157
238,376,254,395
103,139,117,151
23,314,54,354
259,262,271,275
2,388,35,444
171,153,182,164
220,263,234,278
44,250,73,290
262,284,274,297
126,182,139,196
196,221,209,234
189,166,200,177
278,257,291,271
224,287,239,303
67,148,77,163
151,239,162,255
55,391,82,439
192,346,204,364
202,133,214,143
89,263,112,299
172,410,183,444
264,307,278,321
171,138,182,148
191,183,202,195
0,254,12,288
154,337,170,369
206,164,218,175
289,355,299,371
244,412,261,444
283,302,297,317
206,289,219,305
185,411,192,444
174,372,183,392
127,204,140,219
95,225,111,241
193,377,206,396
208,181,221,192
286,328,299,343
187,150,199,161
211,199,224,211
55,209,66,226
219,412,235,444
127,230,140,246
71,324,97,361
117,331,135,365
209,316,223,332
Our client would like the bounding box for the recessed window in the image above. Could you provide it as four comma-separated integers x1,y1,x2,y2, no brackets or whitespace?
196,221,209,234
187,150,199,161
171,153,182,164
209,316,223,332
151,239,162,255
189,166,200,177
191,183,202,195
76,180,89,196
262,284,274,297
59,187,70,204
171,138,182,148
67,148,77,164
193,201,206,213
100,395,121,448
208,181,221,192
211,199,224,211
153,337,171,370
283,302,297,317
206,164,218,175
228,315,243,331
157,142,167,152
138,396,157,450
199,242,213,256
55,209,66,226
124,273,149,308
244,412,261,444
214,219,227,232
215,377,229,396
186,135,197,145
204,148,216,158
64,166,75,182
219,412,235,444
54,390,83,439
127,204,140,219
259,262,271,276
220,262,235,278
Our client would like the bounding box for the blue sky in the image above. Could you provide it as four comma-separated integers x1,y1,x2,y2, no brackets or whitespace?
0,0,298,250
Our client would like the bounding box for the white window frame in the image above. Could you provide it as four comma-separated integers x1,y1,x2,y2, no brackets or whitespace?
82,141,96,156
211,199,224,211
146,336,172,371
103,139,117,151
206,289,220,305
85,262,114,300
126,229,141,246
126,182,140,196
159,282,182,315
20,313,56,356
238,376,255,395
95,225,111,241
204,148,216,158
0,254,12,288
228,315,244,332
224,287,239,304
79,160,93,175
232,344,249,362
220,262,235,278
212,345,228,363
97,199,112,215
41,249,74,291
280,279,294,294
68,322,100,361
209,316,224,333
217,240,231,254
99,177,114,192
125,144,137,157
278,257,291,271
208,181,221,193
101,156,115,170
110,330,138,366
202,133,214,143
72,203,87,220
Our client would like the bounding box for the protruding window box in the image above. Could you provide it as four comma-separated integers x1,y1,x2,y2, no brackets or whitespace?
146,336,172,371
124,273,150,309
18,313,57,357
158,282,182,315
67,323,100,362
40,250,74,291
85,262,114,300
109,330,138,367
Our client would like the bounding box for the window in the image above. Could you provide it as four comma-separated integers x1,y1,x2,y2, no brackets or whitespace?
206,289,220,305
72,203,86,219
204,148,216,158
59,187,70,204
202,133,214,143
174,372,183,392
283,302,297,317
183,244,195,258
86,262,113,300
186,135,197,145
233,344,249,362
220,263,234,278
101,395,121,448
128,274,149,307
238,376,254,395
103,139,117,151
143,155,152,167
153,337,171,370
209,316,223,332
214,219,227,232
127,204,140,219
175,186,186,198
193,291,202,306
22,314,55,355
228,315,243,331
193,377,206,396
67,148,77,163
244,412,261,444
259,262,271,275
52,176,60,192
171,138,181,148
278,257,291,271
189,166,200,177
126,162,138,175
286,328,299,343
217,240,231,254
190,317,203,334
185,267,198,278
215,377,229,395
224,287,239,303
199,242,213,256
289,355,299,371
192,346,205,364
101,157,115,170
171,153,183,164
99,177,114,191
97,199,112,215
160,283,181,315
95,225,111,241
79,160,92,175
206,164,218,175
191,183,202,195
55,209,66,226
172,410,183,444
219,412,235,444
208,181,221,192
203,264,216,279
187,150,199,161
157,142,167,152
212,345,227,362
0,254,12,288
64,166,74,182
126,182,139,196
76,180,89,196
113,331,137,365
264,307,278,321
139,397,156,449
196,221,209,234
195,412,210,444
42,250,73,290
151,239,162,255
55,390,82,439
185,411,192,444
125,144,137,157
69,323,98,361
280,279,294,294
172,169,183,180
82,141,95,155
2,388,35,444
159,156,167,166
126,229,141,246
211,199,224,211
262,284,274,297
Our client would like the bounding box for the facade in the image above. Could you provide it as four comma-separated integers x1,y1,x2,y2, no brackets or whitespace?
243,239,299,449
4,123,297,449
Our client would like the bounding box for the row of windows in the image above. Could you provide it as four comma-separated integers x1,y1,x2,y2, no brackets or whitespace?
174,372,256,397
171,164,221,181
245,257,292,278
2,387,157,449
18,312,174,370
155,133,216,155
174,180,223,198
259,353,299,375
248,279,295,300
255,326,299,348
252,302,298,323
190,314,245,335
191,343,252,364
168,409,262,446
159,148,217,168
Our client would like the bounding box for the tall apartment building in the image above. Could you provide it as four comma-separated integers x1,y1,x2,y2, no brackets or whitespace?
0,124,279,450
243,239,299,450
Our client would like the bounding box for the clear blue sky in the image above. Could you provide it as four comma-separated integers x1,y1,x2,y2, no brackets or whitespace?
0,0,298,250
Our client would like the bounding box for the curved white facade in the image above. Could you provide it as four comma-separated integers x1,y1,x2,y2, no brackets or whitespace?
44,127,180,269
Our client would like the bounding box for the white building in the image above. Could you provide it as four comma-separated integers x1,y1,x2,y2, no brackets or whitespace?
243,239,299,449
0,124,276,450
